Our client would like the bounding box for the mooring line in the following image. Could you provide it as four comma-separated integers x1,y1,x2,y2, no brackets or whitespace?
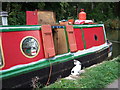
109,40,120,43
46,53,53,86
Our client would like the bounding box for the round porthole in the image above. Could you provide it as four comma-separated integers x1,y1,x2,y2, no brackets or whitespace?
94,35,98,41
20,36,40,58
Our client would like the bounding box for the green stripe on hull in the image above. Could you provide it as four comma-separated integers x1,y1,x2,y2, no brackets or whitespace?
73,24,104,28
0,25,41,32
0,53,73,79
0,51,93,80
0,44,108,80
0,24,104,32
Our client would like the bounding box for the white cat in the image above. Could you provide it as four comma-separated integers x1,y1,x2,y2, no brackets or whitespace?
71,60,82,76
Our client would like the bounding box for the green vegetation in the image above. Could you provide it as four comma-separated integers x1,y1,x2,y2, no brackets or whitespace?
44,55,120,88
2,2,120,29
104,18,120,30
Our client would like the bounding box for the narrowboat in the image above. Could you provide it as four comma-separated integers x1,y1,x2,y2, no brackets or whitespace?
0,10,112,88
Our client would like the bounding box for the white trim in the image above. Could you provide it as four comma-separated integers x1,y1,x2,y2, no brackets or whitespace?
73,42,108,56
0,26,41,30
0,42,109,73
102,24,107,41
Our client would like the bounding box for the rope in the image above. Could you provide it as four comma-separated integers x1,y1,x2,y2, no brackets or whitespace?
46,54,52,86
109,40,120,44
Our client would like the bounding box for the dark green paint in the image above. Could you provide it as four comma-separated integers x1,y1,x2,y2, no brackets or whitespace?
0,24,104,32
64,26,70,52
81,28,87,49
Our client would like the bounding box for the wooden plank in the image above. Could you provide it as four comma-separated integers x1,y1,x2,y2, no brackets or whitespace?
41,25,55,58
38,11,56,25
53,28,68,55
66,25,77,52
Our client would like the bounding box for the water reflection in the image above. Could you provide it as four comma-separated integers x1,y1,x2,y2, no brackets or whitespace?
106,29,120,58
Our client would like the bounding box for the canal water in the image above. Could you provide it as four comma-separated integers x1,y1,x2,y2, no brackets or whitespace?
105,29,120,58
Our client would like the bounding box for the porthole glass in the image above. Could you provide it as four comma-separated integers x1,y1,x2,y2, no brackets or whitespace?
20,36,40,58
94,35,98,41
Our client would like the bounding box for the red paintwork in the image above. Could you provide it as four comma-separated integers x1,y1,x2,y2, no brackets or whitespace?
66,25,77,52
41,25,55,58
0,26,105,70
83,27,105,49
74,28,84,50
26,11,38,25
1,30,45,70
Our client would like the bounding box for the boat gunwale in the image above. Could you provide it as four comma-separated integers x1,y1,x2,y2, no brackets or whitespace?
0,24,104,32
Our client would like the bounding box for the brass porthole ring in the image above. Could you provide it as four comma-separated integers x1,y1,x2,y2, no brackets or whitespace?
20,36,40,58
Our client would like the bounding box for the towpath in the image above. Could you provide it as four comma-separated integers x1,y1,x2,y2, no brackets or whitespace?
106,78,120,89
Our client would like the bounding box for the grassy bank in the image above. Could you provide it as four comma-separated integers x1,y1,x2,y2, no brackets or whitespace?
44,55,120,88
